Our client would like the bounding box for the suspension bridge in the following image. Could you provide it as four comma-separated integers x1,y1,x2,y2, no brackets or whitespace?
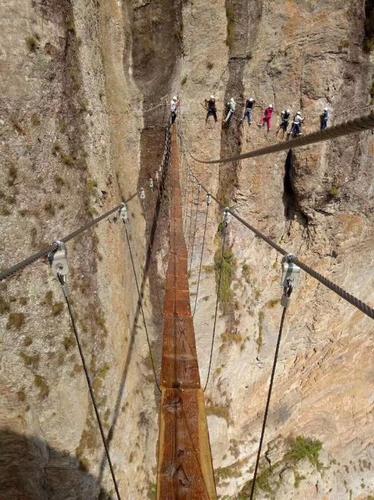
0,112,373,499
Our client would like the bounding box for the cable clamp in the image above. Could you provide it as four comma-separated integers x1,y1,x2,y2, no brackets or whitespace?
119,203,129,224
223,207,230,225
48,241,69,296
149,177,154,191
281,254,300,307
139,187,146,200
206,193,212,206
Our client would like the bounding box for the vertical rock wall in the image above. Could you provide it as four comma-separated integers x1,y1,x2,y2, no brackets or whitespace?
0,0,373,499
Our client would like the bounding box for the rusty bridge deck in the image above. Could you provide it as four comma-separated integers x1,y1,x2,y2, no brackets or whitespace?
156,128,216,499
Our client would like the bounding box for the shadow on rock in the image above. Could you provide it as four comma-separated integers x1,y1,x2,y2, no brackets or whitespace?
0,428,113,500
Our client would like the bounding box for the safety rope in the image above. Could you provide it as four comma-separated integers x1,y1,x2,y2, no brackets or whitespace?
189,184,201,273
193,194,211,317
56,276,122,500
0,193,138,282
180,144,374,320
249,304,288,500
189,112,374,165
203,210,228,392
186,182,197,253
122,219,161,393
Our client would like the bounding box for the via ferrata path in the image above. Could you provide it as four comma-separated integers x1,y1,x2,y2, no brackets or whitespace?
156,127,217,499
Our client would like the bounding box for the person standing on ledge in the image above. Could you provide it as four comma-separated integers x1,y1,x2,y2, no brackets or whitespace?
224,97,236,127
205,95,218,124
320,108,329,130
276,109,291,138
259,104,274,132
240,97,255,126
170,96,179,124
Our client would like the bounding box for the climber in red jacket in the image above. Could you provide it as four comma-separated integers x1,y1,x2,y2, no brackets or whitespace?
259,104,274,132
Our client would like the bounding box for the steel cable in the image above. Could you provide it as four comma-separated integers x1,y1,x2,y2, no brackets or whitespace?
123,223,161,393
189,185,201,273
203,218,227,392
193,198,210,317
249,305,288,500
0,192,138,282
180,141,374,320
57,278,122,500
189,112,374,165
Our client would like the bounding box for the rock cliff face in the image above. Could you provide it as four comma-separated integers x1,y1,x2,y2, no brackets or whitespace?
0,0,373,499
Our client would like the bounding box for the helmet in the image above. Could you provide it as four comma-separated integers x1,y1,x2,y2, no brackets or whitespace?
249,97,254,102
210,95,215,100
287,109,291,113
269,104,273,108
324,107,328,111
231,97,235,102
172,96,177,101
296,111,301,116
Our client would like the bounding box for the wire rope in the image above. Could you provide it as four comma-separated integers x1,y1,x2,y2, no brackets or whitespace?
123,223,161,393
203,215,228,392
57,277,122,500
193,196,210,317
180,142,374,320
249,305,288,500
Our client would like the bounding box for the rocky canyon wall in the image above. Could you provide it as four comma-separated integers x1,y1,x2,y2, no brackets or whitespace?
0,0,373,499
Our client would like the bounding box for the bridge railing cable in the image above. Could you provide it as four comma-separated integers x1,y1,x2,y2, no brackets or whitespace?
0,192,138,282
188,112,374,165
179,138,374,320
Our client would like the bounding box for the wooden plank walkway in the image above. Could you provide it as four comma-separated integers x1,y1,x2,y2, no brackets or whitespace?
156,127,216,499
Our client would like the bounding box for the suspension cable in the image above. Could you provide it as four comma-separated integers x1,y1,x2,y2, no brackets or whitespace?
186,182,197,252
193,194,211,317
180,144,374,320
189,184,201,273
203,210,228,392
55,275,122,499
0,192,138,282
249,304,288,500
189,112,374,165
122,221,161,393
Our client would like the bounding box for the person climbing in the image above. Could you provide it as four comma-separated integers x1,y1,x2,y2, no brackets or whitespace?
289,111,304,138
276,109,291,137
224,97,236,126
259,104,274,132
240,97,255,126
320,108,329,131
170,96,179,124
205,95,217,123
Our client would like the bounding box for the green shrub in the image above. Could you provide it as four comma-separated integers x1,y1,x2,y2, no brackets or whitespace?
20,352,40,370
242,263,251,284
225,6,235,49
26,36,38,52
285,436,323,470
0,297,10,315
329,186,340,198
34,374,49,399
63,335,75,351
256,311,265,352
52,302,64,316
214,247,235,312
6,312,25,329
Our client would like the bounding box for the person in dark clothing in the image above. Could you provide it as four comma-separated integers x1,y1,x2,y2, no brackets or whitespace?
320,108,329,130
240,97,255,126
289,111,304,138
276,109,291,137
205,95,217,123
170,96,179,124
